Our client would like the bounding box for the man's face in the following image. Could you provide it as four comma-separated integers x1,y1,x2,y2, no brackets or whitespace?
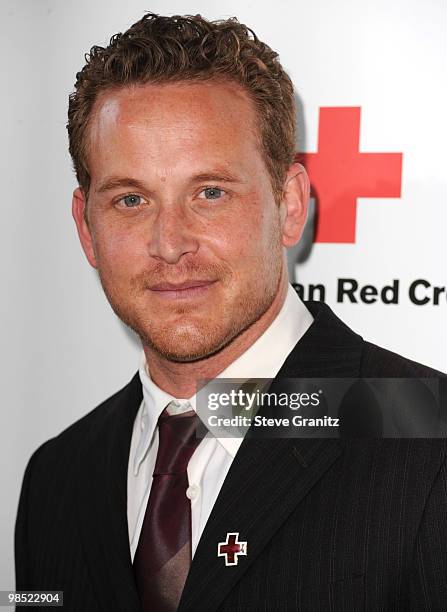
73,80,298,362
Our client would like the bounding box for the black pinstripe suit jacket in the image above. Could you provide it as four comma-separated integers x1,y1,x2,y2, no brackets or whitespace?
15,301,447,611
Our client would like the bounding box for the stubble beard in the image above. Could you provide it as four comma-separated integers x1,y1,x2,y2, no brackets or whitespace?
96,229,284,363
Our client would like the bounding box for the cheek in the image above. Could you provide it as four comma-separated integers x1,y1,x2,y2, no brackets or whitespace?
209,210,280,277
228,203,280,252
208,224,252,265
92,222,143,275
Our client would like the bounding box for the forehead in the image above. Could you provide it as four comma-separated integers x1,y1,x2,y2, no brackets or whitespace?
87,80,261,166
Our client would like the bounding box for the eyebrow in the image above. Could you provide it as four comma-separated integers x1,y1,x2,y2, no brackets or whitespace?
96,170,243,194
189,171,242,184
96,177,148,194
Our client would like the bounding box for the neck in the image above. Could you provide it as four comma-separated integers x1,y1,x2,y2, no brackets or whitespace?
143,273,289,398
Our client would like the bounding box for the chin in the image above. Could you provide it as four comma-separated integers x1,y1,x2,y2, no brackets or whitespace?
147,337,223,363
141,321,234,363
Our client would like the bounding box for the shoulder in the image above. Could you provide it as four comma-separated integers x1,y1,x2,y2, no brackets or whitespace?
25,372,142,473
360,341,445,378
303,299,445,378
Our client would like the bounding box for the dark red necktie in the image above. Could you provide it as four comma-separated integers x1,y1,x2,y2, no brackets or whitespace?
133,406,201,612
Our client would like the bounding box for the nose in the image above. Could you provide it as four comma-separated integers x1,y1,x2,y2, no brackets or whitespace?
147,203,200,264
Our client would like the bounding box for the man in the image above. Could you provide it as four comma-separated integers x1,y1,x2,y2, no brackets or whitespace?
15,12,446,612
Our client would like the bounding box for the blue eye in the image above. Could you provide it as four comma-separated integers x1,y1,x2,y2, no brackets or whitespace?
122,194,142,207
201,187,224,200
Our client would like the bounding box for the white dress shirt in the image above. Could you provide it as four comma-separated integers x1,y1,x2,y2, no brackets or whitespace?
127,284,314,560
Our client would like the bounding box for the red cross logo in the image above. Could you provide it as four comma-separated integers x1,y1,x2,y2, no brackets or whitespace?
218,532,247,566
298,107,403,243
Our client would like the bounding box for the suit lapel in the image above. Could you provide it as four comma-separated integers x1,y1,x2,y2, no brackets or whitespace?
75,373,143,612
179,301,364,612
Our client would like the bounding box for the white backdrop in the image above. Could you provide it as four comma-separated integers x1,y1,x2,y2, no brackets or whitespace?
2,0,446,591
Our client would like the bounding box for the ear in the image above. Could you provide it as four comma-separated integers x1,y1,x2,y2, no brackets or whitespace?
279,162,310,247
72,187,98,268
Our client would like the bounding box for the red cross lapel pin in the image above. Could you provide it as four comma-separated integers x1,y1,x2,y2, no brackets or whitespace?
218,532,247,566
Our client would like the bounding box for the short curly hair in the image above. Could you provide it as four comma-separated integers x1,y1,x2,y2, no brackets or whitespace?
67,12,296,203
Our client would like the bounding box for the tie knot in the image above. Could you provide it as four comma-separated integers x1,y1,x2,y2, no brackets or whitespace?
154,406,201,475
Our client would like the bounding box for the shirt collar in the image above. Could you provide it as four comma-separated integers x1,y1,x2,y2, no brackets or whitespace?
134,284,313,473
134,355,192,476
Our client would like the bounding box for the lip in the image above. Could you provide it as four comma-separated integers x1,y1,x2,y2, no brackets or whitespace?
148,279,217,299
